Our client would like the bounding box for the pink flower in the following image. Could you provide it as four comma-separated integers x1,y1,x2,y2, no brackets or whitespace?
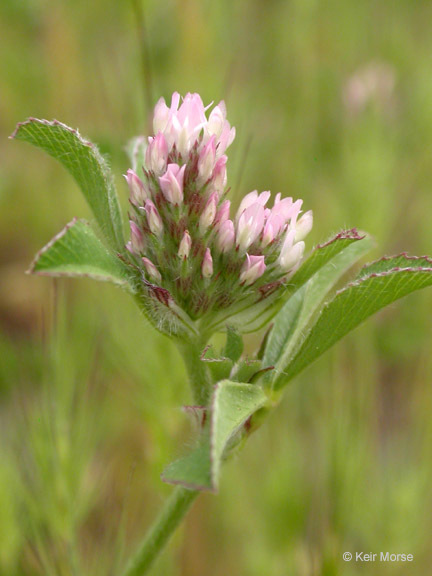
261,212,285,247
214,199,230,227
211,155,227,193
153,96,172,134
240,254,266,286
151,93,235,161
205,101,236,156
178,230,192,259
159,163,186,205
124,169,148,206
217,219,235,253
236,203,266,251
202,248,213,278
124,92,313,328
146,132,168,175
197,135,216,185
235,190,271,225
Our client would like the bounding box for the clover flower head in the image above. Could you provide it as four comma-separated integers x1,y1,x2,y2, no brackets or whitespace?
125,92,312,334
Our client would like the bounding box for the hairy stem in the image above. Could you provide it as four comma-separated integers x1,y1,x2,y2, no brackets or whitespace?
122,486,199,576
177,338,212,405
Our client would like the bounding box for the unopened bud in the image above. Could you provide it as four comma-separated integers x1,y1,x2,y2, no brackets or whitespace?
129,220,145,253
279,232,305,272
141,257,162,283
211,155,227,192
199,192,218,234
153,96,171,134
159,163,186,205
178,230,192,259
124,169,148,206
146,132,169,176
202,248,213,278
217,219,235,253
145,200,163,237
214,199,230,227
295,210,313,242
197,135,216,185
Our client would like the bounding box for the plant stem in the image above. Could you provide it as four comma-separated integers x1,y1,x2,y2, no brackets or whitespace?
122,486,199,576
177,338,212,405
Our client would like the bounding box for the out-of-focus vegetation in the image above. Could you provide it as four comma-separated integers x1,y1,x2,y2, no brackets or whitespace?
1,1,432,574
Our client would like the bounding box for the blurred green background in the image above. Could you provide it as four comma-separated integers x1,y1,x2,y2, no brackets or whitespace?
1,1,432,575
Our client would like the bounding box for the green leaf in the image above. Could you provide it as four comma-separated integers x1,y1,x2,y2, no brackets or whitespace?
162,381,268,492
263,232,374,373
210,382,267,487
201,346,233,382
209,229,371,335
29,218,132,289
356,253,432,278
11,118,124,251
223,327,244,363
290,228,368,289
273,261,432,389
230,359,263,383
161,437,213,491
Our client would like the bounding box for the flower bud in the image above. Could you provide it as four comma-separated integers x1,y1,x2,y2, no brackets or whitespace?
207,102,227,139
144,200,163,237
146,132,168,175
129,220,145,253
202,248,213,278
199,192,218,234
217,219,235,253
279,229,305,272
214,199,230,227
178,230,192,259
206,101,235,154
153,97,171,134
262,213,284,247
124,169,148,206
197,135,216,185
240,254,266,286
159,163,186,205
295,210,313,242
141,257,162,283
211,155,227,193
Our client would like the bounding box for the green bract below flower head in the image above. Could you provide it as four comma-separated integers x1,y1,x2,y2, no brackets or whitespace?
125,92,313,337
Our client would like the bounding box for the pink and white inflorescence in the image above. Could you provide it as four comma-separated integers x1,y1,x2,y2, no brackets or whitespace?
125,92,312,322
